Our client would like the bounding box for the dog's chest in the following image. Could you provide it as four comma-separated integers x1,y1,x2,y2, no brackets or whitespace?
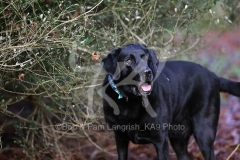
105,99,162,144
115,119,161,144
118,100,143,118
111,114,162,144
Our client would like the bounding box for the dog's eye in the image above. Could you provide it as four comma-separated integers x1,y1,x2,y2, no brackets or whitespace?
125,59,132,66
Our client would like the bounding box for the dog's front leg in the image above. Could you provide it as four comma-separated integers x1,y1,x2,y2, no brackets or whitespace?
153,136,169,160
115,132,129,160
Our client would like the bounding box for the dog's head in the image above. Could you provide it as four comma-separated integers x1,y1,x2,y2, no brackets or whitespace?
102,44,159,97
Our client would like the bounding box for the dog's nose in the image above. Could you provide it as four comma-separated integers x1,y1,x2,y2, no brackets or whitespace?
144,68,152,76
144,68,152,80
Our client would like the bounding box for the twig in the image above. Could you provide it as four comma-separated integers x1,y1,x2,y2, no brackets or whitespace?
83,130,117,157
226,144,240,160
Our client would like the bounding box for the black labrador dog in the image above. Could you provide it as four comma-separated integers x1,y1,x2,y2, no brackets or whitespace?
101,44,240,160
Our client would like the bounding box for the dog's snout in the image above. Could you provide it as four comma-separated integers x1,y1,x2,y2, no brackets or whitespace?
144,68,152,76
143,68,153,81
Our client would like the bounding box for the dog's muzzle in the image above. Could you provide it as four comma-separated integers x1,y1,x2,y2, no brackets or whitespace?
132,68,153,96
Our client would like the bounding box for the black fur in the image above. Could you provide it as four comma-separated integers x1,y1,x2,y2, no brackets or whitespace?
101,44,240,160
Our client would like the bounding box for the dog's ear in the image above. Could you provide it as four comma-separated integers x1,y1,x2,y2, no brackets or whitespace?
102,48,121,80
147,49,159,76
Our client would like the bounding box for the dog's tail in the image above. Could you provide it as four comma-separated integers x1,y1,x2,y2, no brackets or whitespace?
219,77,240,97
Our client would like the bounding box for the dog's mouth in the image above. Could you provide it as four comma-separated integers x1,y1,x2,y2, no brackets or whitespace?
139,81,152,93
132,81,152,96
